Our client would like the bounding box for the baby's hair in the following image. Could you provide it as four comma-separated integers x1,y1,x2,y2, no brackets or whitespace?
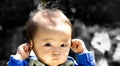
26,9,72,42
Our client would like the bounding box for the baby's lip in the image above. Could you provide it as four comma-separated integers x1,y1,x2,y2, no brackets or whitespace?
52,56,61,60
52,58,60,60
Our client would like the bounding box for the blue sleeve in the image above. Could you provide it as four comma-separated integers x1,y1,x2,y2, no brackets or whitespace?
75,51,96,66
7,55,28,66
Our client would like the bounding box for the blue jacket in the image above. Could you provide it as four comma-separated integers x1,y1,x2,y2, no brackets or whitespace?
7,52,95,66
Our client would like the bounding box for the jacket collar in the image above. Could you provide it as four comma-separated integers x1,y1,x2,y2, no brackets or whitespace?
28,56,74,66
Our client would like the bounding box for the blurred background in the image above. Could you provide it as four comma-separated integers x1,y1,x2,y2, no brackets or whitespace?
0,0,120,66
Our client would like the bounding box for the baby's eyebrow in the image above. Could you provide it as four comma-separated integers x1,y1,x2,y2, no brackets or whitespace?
60,39,70,43
42,38,53,41
42,38,70,43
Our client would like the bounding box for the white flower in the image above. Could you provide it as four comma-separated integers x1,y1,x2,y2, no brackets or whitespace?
91,31,111,54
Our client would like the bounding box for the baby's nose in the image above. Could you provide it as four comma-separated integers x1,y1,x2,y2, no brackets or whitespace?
52,47,60,55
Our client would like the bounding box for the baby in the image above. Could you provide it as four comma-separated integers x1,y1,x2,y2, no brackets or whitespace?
8,9,95,66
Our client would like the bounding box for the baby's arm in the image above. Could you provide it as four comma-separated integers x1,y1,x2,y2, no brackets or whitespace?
71,39,96,66
7,43,30,66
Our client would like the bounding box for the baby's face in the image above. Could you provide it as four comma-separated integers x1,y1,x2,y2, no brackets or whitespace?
31,24,72,66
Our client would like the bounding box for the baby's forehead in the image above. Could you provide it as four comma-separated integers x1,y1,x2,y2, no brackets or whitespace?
32,10,71,31
33,10,69,25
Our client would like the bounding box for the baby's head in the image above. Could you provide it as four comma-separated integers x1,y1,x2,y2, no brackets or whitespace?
27,9,72,65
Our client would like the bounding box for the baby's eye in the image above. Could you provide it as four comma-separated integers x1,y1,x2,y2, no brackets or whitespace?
44,43,52,47
61,44,67,47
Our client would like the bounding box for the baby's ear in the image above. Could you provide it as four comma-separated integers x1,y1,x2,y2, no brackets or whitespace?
29,40,33,49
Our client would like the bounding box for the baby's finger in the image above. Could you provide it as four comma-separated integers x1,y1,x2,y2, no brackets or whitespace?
24,43,31,52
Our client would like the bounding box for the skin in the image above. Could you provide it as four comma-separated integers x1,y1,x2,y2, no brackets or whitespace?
14,10,87,66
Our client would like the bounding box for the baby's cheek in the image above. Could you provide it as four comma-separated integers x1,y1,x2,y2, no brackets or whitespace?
62,48,70,55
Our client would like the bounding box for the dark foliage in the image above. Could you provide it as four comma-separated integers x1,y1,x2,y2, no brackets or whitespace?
0,0,36,30
46,0,120,27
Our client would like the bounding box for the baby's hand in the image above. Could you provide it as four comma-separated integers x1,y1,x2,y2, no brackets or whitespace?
71,39,88,54
14,43,31,60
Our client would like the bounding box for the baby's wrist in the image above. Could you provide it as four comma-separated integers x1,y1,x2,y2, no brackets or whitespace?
82,49,88,53
14,54,25,60
78,49,88,54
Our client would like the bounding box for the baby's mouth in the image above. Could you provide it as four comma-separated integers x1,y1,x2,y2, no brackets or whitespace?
52,56,61,60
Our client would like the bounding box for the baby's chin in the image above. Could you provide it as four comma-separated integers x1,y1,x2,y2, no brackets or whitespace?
45,61,66,66
39,58,67,66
